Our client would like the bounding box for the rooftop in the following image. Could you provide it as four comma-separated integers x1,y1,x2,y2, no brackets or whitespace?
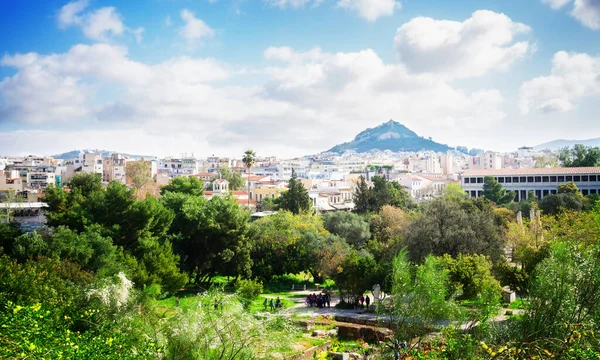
463,167,600,176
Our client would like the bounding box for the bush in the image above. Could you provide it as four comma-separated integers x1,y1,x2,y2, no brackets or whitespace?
441,254,502,302
235,278,264,305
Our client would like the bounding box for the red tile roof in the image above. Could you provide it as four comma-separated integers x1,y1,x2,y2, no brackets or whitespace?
463,167,600,176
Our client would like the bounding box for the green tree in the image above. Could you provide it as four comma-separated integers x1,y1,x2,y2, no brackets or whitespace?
539,193,583,215
333,249,377,305
68,173,103,196
160,176,204,196
368,176,390,212
277,169,311,214
405,197,504,263
557,181,583,197
164,194,251,284
212,167,245,191
323,211,370,248
559,144,600,167
387,181,415,210
353,175,370,214
242,150,257,208
441,254,501,301
482,176,515,205
125,160,153,188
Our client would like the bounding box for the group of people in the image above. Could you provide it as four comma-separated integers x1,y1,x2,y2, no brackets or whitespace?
305,293,331,308
263,297,282,311
358,294,371,309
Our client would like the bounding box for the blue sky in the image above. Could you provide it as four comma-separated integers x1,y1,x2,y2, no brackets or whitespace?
1,0,600,157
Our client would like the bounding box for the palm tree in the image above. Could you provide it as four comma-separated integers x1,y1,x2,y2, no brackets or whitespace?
242,150,257,208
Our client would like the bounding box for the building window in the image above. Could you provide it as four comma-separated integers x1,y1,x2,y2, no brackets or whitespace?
471,191,476,198
542,176,549,183
520,177,527,183
592,189,598,195
498,177,504,183
591,175,598,182
470,177,476,183
582,175,589,182
574,176,581,182
505,177,512,183
543,190,549,197
582,189,589,196
477,178,483,184
464,178,470,184
551,189,557,194
566,176,573,182
550,176,557,182
527,176,534,183
535,190,542,198
535,176,542,183
558,176,565,182
513,177,519,183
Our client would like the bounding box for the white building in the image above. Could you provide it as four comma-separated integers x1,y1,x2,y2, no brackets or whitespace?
462,167,600,201
469,152,503,170
158,157,199,178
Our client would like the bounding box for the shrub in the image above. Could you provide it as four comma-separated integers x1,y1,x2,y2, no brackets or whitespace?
441,254,502,302
234,278,264,305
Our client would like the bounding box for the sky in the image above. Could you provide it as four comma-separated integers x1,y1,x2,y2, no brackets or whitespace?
1,0,600,158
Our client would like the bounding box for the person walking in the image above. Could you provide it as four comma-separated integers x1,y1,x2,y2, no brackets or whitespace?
269,298,275,311
359,295,365,309
263,298,268,311
275,297,281,309
365,295,370,309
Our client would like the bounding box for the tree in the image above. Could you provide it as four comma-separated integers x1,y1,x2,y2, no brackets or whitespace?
353,175,370,214
557,181,583,198
441,254,501,301
539,193,583,215
369,205,409,244
212,167,244,191
387,181,415,209
277,169,311,214
242,150,257,208
160,176,204,197
368,176,390,212
443,182,469,202
482,176,514,205
559,144,600,167
125,160,153,188
405,197,504,263
333,249,377,304
323,211,371,248
164,194,251,284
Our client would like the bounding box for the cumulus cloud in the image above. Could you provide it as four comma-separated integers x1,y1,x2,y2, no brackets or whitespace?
179,9,214,43
394,10,531,79
56,0,147,42
337,0,399,21
0,42,508,156
519,51,600,114
571,0,600,30
264,0,319,8
542,0,600,30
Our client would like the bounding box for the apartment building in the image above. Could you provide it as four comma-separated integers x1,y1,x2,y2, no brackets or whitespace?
103,153,129,184
0,170,23,192
158,157,199,177
462,167,600,201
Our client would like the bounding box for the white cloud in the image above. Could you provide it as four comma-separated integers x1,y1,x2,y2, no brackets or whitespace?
542,0,600,30
264,0,319,8
57,0,89,28
57,1,144,42
0,43,508,156
571,0,600,30
394,10,531,79
179,9,214,43
337,0,399,21
542,0,572,9
519,51,600,114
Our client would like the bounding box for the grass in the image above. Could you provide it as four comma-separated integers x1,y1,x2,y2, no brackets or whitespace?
248,296,297,313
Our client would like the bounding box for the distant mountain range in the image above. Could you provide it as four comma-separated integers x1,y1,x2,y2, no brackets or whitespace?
326,120,453,154
51,149,154,160
534,138,600,151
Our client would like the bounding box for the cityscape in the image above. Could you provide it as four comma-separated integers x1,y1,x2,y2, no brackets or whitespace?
2,0,600,359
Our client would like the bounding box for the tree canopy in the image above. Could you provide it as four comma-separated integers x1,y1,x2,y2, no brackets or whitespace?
277,169,311,214
483,176,514,205
559,144,600,167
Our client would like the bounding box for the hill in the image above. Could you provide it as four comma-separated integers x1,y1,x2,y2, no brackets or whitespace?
534,138,600,151
326,120,452,154
51,149,154,160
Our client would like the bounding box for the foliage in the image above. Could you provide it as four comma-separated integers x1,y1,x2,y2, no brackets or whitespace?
559,144,600,167
483,176,515,205
441,254,501,302
323,211,370,248
160,176,204,196
391,251,461,342
234,278,264,306
404,197,504,263
277,169,311,214
353,175,370,214
211,167,245,191
0,221,22,254
333,249,377,304
125,160,153,188
369,205,409,245
164,193,251,284
162,290,296,359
